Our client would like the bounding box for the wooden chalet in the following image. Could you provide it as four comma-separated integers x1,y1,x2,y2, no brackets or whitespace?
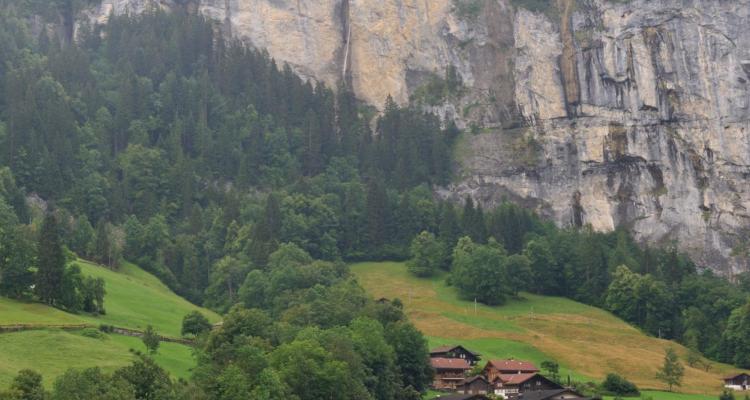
724,373,750,391
483,359,540,382
431,344,482,366
456,375,491,395
437,394,492,400
489,372,562,399
518,388,590,400
431,357,472,390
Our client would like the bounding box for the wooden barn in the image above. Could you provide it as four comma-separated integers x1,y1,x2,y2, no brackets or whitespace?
724,373,750,391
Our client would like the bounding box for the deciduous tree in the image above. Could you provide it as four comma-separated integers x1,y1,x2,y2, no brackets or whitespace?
656,348,684,391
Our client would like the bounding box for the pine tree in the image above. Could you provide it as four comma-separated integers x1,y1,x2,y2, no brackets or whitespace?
437,202,461,266
94,218,113,268
366,177,389,253
248,193,282,267
36,212,65,306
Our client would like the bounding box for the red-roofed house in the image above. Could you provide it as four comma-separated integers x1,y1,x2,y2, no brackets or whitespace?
483,359,540,382
431,357,472,390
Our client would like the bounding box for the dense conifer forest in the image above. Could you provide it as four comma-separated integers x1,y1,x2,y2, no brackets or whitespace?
0,3,749,399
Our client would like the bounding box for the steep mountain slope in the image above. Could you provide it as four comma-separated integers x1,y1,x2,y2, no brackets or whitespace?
0,260,220,386
351,261,740,395
81,0,750,275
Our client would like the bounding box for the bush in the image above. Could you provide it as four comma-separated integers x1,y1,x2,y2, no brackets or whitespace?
719,390,735,400
452,0,484,21
142,325,160,354
98,324,114,333
181,311,212,337
602,373,639,396
80,328,106,339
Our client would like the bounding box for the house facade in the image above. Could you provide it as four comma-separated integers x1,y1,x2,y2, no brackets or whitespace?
457,376,491,395
431,357,472,390
431,345,482,366
490,372,563,399
438,395,492,400
724,373,750,391
518,388,589,400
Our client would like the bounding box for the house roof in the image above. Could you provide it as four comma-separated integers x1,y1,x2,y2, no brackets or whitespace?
431,357,471,370
487,359,540,372
496,373,539,385
436,394,491,400
462,375,489,385
724,372,750,380
518,388,586,400
430,344,481,357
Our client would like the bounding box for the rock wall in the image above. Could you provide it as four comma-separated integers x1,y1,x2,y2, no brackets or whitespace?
448,0,750,274
83,0,750,273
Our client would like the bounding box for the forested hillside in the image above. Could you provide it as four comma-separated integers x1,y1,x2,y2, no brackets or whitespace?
0,2,749,399
0,6,455,303
0,4,447,399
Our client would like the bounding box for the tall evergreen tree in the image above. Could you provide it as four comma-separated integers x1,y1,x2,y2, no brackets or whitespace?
248,193,282,267
365,177,389,254
93,218,114,268
36,212,65,306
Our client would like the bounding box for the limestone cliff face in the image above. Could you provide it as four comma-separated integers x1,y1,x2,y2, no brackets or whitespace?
84,0,750,273
86,0,518,122
449,0,750,274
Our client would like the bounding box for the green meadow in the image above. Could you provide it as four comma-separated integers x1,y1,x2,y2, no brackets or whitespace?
0,259,220,386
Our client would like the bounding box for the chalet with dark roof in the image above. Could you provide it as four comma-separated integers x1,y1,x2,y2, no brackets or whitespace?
456,375,491,395
436,394,491,400
431,344,482,365
489,372,562,398
724,373,750,391
518,388,590,400
431,357,472,390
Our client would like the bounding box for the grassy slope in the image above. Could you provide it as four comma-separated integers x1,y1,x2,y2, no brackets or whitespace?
0,259,219,387
0,259,220,337
351,261,740,397
0,330,195,388
75,259,220,337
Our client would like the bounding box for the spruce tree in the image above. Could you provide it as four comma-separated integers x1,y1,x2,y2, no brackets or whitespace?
366,177,389,253
94,218,112,268
248,193,282,267
36,212,65,306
